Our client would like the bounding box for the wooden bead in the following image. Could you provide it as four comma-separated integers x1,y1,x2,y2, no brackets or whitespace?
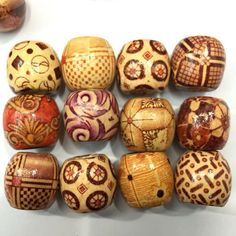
117,39,170,93
121,97,175,151
177,96,230,150
0,0,26,32
64,90,119,142
7,40,62,93
60,154,117,213
61,36,116,90
171,36,225,91
4,152,59,210
3,94,60,149
118,152,174,208
175,151,232,207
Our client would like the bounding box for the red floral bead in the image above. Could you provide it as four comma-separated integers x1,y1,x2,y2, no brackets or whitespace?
3,94,60,149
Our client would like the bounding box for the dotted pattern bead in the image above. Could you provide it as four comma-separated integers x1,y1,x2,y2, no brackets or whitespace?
175,151,232,207
60,154,117,213
61,36,116,90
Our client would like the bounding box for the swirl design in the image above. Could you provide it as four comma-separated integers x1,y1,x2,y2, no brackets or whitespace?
8,95,43,114
64,90,119,142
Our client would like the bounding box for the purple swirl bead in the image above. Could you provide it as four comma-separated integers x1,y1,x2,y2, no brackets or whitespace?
64,90,120,142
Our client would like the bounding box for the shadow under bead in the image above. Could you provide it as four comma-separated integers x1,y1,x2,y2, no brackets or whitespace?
0,0,26,32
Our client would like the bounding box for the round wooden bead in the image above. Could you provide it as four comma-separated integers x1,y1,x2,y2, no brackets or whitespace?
118,152,174,208
171,36,226,91
175,151,231,207
117,39,170,93
7,40,61,93
177,96,230,150
3,94,60,149
0,0,26,32
61,36,116,90
60,154,117,213
121,97,175,151
64,90,119,142
4,152,59,210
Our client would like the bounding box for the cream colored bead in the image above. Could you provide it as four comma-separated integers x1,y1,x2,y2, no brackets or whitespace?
175,151,232,207
60,154,117,213
117,39,170,93
7,40,61,93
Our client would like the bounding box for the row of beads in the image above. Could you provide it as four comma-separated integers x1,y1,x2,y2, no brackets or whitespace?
4,150,231,212
3,93,230,151
6,35,225,94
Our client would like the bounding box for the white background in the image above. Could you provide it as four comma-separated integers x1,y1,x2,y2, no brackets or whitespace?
0,0,236,235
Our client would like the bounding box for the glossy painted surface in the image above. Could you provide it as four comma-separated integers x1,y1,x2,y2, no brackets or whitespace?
60,154,117,213
0,0,25,32
4,152,59,210
175,151,232,207
177,96,230,150
117,39,170,93
171,36,225,91
121,97,175,151
64,90,119,142
62,36,116,90
7,40,62,93
3,94,60,149
119,152,174,208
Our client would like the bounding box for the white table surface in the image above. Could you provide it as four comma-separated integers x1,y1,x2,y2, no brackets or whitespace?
0,0,236,235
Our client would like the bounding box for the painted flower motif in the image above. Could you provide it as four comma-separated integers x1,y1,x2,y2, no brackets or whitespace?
151,61,168,81
124,60,145,80
63,161,81,184
126,40,144,53
63,190,80,210
7,118,50,146
86,191,108,210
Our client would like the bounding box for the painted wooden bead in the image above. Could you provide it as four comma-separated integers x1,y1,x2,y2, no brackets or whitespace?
171,36,226,91
121,97,175,151
3,94,60,149
177,96,230,150
175,151,231,207
61,36,116,90
0,0,26,32
60,154,117,213
7,40,62,93
117,39,170,93
64,90,119,142
119,152,174,208
4,152,59,210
